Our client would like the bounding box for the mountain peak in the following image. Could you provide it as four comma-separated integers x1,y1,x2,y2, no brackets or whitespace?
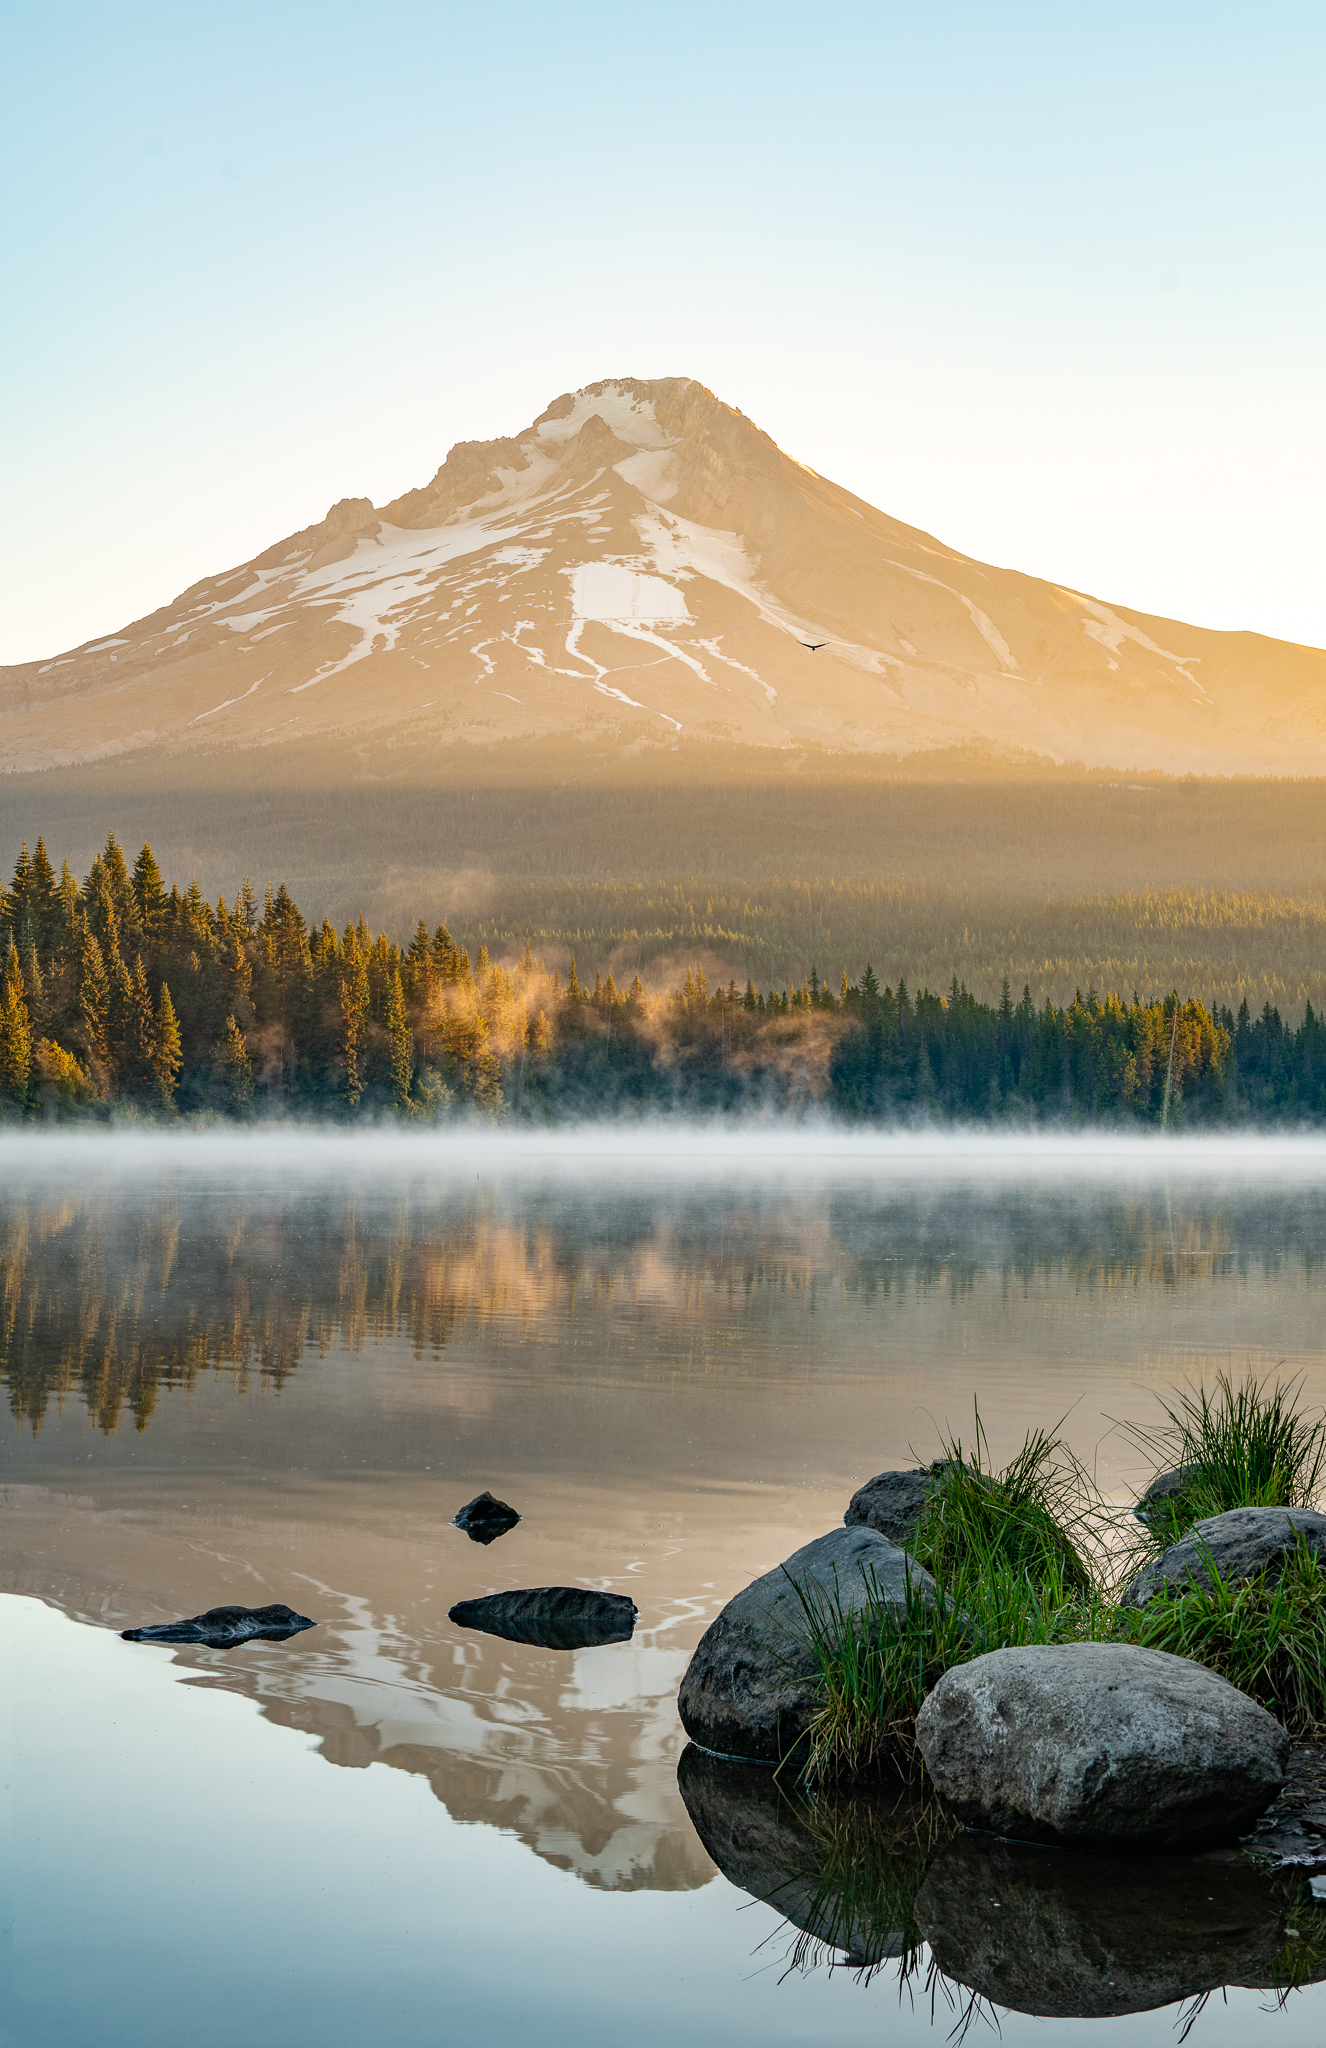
1,375,1322,776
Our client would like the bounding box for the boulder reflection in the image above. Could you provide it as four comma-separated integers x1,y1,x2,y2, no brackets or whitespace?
677,1744,952,1974
681,1746,1326,2018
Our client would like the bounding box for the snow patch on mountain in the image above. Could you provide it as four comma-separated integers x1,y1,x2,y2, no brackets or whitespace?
570,563,689,622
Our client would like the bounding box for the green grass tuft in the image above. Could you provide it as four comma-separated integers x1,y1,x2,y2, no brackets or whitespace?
1124,1371,1326,1549
911,1412,1101,1596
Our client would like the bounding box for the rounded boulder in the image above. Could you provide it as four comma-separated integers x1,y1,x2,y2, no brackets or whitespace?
844,1463,950,1546
678,1525,939,1766
1122,1505,1326,1608
915,1642,1288,1848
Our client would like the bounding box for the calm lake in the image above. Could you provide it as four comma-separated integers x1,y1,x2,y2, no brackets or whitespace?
5,1127,1326,2046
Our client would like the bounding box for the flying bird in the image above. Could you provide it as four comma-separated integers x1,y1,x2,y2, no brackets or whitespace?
801,640,827,652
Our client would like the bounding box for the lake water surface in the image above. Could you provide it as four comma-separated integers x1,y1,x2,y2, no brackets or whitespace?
6,1128,1326,2045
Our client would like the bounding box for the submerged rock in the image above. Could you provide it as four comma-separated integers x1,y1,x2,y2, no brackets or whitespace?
121,1603,316,1648
915,1642,1288,1848
844,1463,950,1546
1122,1505,1326,1607
677,1743,944,1968
453,1491,521,1544
916,1831,1314,2017
677,1525,942,1766
448,1586,636,1649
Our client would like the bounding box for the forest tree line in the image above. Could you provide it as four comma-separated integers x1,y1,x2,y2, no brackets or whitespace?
0,831,1322,1125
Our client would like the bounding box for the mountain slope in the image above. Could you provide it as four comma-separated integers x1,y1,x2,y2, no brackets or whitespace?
3,376,1323,774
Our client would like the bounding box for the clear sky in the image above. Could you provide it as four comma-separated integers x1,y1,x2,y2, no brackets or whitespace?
2,0,1322,664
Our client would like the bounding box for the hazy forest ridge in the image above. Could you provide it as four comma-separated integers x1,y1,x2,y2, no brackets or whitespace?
0,830,1321,1128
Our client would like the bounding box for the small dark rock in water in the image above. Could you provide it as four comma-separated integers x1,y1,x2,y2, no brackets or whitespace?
453,1491,521,1544
916,1831,1320,2017
449,1586,636,1649
1121,1505,1326,1608
121,1603,316,1648
844,1462,950,1546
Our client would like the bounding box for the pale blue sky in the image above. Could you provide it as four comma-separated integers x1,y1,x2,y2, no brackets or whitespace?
2,0,1322,662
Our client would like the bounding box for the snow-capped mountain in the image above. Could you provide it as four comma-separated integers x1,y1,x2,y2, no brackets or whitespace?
4,376,1323,773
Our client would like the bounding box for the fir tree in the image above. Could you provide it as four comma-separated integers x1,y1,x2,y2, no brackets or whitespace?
151,982,182,1107
215,1016,254,1111
339,943,370,1109
21,944,44,1038
386,966,413,1113
237,877,259,936
132,843,165,939
77,927,110,1070
128,959,157,1096
0,942,31,1108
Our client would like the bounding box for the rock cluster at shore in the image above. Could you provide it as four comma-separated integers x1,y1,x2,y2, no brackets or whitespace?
677,1465,1301,1854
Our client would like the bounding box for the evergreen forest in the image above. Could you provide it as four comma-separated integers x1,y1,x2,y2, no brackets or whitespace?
2,830,1324,1126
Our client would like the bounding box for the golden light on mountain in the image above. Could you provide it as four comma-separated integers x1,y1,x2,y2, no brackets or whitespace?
4,377,1323,777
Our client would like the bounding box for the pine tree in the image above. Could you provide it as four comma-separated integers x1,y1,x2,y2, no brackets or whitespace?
339,943,370,1109
405,919,435,1002
107,953,136,1084
129,958,157,1096
21,944,44,1038
568,957,584,1001
0,942,31,1108
78,927,110,1069
215,1015,254,1111
386,966,413,1113
24,838,58,960
7,844,31,953
132,843,165,940
55,861,79,957
151,982,182,1107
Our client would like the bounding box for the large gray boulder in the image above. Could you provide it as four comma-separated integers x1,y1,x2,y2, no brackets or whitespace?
915,1642,1288,1848
844,1463,949,1545
916,1832,1305,2017
1122,1505,1326,1608
678,1525,940,1765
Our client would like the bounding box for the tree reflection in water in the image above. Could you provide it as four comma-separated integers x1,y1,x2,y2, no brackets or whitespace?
6,1173,1326,1439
